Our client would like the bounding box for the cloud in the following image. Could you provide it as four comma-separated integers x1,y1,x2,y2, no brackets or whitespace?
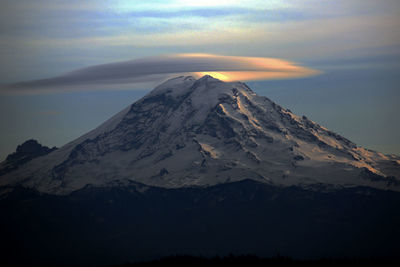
1,0,399,84
1,54,319,94
3,53,319,94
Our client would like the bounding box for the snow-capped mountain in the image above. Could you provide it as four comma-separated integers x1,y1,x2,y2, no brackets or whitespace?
1,75,399,195
2,75,400,265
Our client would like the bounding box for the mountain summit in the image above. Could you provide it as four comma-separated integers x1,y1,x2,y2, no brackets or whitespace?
1,75,399,194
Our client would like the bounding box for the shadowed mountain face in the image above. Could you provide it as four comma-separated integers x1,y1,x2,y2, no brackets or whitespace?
0,75,399,194
0,139,57,176
1,76,400,266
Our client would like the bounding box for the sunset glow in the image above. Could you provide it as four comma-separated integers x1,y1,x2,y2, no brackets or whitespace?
179,53,321,81
193,70,320,82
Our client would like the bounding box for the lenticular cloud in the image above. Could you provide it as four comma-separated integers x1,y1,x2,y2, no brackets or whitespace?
3,53,320,94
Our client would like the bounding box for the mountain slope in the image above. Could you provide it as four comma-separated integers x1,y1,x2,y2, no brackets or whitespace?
1,75,399,195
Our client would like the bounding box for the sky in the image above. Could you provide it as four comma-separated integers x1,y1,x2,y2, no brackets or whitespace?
0,0,399,160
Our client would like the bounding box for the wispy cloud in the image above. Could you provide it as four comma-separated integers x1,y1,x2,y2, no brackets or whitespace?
1,54,319,94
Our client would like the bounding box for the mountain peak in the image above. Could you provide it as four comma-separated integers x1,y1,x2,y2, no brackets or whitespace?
5,139,57,162
147,75,196,98
146,74,240,103
0,139,57,176
197,74,221,82
192,74,226,90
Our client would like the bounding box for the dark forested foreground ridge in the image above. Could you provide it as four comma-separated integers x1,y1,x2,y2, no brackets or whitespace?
113,255,400,266
1,180,400,266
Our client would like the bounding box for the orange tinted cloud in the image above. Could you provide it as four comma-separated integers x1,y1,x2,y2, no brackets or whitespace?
179,53,320,81
194,70,318,81
2,53,320,94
